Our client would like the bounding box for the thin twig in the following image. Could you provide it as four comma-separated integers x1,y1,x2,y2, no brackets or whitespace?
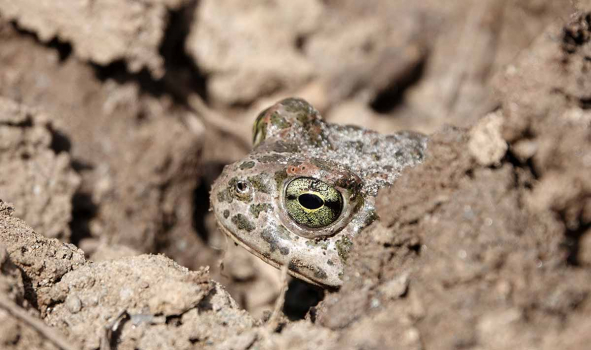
0,296,80,350
161,72,252,150
100,310,129,350
187,94,252,150
217,229,230,280
266,264,289,331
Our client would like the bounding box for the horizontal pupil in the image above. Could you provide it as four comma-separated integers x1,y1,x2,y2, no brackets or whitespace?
298,193,324,210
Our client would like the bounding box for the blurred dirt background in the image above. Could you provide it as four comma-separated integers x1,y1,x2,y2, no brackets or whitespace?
1,0,591,349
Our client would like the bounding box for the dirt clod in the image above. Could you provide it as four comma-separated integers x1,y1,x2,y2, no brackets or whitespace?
0,97,80,240
1,1,591,349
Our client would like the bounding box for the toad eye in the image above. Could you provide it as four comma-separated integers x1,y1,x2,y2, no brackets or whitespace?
284,177,343,228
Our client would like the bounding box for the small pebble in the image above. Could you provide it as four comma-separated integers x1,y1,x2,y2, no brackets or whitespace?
119,287,134,301
66,295,82,313
370,298,381,308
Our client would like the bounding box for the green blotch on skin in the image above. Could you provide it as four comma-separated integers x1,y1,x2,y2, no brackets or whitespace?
281,98,320,131
310,158,334,172
217,188,233,204
314,267,328,280
276,225,292,241
349,140,364,153
306,239,328,250
296,112,311,125
271,141,299,153
336,236,353,262
261,227,290,255
258,154,283,163
223,210,230,219
239,161,256,170
282,98,308,113
282,98,318,121
231,214,256,232
271,112,290,129
363,209,379,228
247,174,272,194
274,169,288,190
338,272,344,280
249,203,273,218
327,259,334,266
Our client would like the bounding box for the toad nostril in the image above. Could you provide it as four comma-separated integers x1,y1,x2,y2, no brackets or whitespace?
235,180,249,193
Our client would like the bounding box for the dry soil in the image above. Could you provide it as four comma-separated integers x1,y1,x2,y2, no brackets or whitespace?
0,1,590,349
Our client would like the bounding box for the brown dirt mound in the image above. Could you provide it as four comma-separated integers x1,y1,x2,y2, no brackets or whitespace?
1,1,590,349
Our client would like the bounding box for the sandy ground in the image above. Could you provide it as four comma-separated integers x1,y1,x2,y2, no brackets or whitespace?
1,0,590,349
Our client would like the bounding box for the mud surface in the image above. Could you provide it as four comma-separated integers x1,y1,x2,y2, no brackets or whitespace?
0,1,590,349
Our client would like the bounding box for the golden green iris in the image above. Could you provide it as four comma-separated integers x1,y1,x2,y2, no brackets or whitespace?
285,177,343,228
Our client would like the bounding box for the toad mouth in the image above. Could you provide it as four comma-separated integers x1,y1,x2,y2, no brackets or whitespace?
216,222,332,288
